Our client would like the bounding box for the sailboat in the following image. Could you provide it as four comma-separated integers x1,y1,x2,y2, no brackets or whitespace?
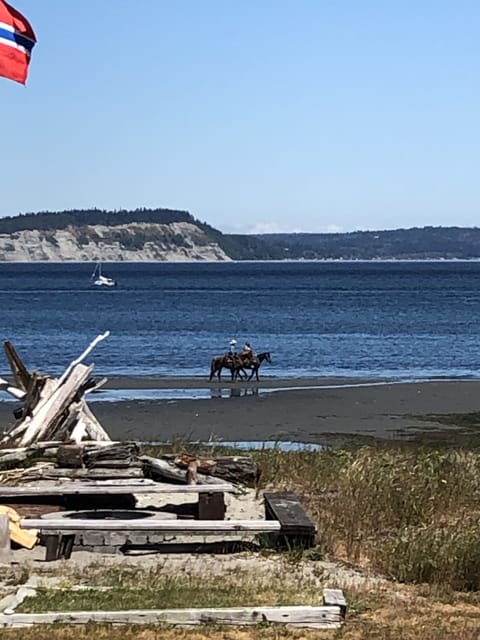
91,263,117,288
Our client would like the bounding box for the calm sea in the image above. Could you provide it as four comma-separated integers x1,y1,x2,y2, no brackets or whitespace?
0,261,479,380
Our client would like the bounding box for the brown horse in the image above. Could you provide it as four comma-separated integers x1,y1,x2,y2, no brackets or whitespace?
209,354,247,382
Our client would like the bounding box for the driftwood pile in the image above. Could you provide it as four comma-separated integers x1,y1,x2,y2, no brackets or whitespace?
0,333,111,448
0,335,259,487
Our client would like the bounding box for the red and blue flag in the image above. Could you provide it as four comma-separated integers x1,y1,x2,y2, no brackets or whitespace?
0,0,36,85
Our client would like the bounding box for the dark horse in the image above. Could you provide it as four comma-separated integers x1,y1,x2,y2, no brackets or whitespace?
209,351,271,382
235,351,272,381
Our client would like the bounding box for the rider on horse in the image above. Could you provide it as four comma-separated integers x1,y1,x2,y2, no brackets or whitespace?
228,339,238,366
239,341,255,366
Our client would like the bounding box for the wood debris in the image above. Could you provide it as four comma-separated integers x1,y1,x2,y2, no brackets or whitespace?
0,333,111,449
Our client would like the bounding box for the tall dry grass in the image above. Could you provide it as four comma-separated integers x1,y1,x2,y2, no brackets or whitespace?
142,441,480,590
253,444,480,589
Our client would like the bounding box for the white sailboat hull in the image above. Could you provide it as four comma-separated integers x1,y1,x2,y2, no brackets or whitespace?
91,264,117,287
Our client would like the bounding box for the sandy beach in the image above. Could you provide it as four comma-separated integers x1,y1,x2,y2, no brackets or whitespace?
1,376,478,445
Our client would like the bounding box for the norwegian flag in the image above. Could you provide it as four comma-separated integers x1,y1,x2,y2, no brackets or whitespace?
0,1,36,85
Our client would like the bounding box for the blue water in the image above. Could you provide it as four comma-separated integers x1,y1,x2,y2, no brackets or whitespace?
1,261,479,380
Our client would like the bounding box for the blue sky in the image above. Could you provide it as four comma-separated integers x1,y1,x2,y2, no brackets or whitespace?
2,0,479,234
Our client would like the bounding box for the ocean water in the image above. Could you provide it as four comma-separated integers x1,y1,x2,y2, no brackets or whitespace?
0,260,479,380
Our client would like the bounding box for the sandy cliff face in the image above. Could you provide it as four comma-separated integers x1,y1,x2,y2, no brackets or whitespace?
0,222,231,262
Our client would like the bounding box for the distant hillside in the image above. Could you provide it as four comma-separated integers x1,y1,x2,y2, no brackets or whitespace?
0,209,479,261
251,227,480,260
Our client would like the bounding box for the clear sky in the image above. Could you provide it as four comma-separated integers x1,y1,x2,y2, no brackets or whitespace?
2,0,479,234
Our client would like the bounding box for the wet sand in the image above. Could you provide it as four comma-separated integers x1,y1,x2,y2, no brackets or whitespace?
2,376,478,445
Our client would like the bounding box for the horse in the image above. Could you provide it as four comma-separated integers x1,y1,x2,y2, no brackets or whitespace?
209,354,247,382
233,351,272,382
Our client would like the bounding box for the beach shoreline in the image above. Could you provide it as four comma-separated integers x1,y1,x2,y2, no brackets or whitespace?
1,377,478,445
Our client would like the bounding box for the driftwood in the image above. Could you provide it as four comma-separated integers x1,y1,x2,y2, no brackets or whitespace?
4,341,31,391
83,442,139,468
0,334,112,449
169,453,260,486
56,445,84,469
141,455,230,486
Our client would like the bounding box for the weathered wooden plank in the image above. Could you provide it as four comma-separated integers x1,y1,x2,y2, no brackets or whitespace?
263,491,316,548
264,491,315,533
17,467,144,481
21,518,282,533
0,481,233,496
0,605,342,628
198,492,225,520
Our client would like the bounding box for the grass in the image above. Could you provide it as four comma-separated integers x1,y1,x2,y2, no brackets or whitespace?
254,444,480,589
17,568,325,612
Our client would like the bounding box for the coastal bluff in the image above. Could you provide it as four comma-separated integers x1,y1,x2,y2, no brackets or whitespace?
0,222,230,263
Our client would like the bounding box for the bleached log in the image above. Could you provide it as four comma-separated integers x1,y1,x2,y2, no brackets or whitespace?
79,400,111,441
0,377,26,400
0,605,343,629
18,364,93,447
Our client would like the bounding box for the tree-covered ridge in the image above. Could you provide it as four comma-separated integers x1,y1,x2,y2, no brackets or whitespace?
0,207,213,234
254,227,480,260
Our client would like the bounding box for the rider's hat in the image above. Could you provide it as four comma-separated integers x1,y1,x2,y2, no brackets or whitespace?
230,339,237,345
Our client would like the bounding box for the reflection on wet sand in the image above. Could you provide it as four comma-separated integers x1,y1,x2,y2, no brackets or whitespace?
210,387,259,398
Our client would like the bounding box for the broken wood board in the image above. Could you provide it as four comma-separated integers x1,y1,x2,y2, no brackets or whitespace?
0,508,37,549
